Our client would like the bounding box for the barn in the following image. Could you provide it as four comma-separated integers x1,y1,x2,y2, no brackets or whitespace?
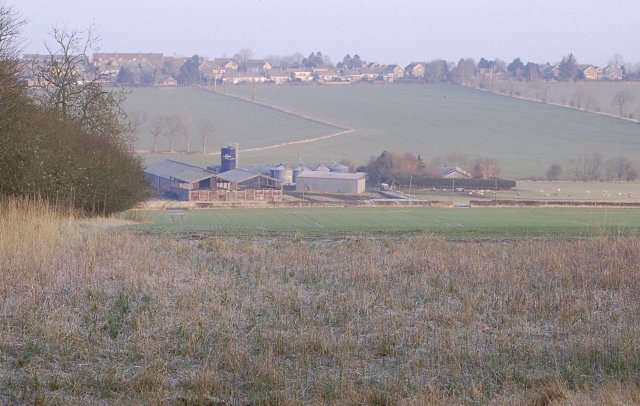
144,160,283,202
144,159,217,200
295,171,366,194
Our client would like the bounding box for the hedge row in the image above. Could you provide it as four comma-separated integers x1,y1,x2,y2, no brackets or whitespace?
392,176,516,189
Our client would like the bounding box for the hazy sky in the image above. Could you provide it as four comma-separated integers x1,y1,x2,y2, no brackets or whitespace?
9,0,640,66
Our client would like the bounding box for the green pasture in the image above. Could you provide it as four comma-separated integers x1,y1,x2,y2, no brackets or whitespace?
123,87,339,154
504,81,640,118
130,207,640,238
225,84,640,178
125,84,640,178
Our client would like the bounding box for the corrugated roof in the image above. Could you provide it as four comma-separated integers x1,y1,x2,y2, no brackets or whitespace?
296,171,366,180
144,160,215,183
215,168,279,183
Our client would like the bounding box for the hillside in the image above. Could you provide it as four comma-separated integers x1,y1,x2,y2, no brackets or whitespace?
124,85,640,178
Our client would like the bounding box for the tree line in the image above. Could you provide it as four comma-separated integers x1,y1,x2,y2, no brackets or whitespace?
0,6,147,215
364,151,501,184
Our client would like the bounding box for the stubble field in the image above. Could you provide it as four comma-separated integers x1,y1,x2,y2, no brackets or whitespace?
1,199,640,404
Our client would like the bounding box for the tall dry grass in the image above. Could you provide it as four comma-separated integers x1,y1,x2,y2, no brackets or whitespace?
1,198,640,404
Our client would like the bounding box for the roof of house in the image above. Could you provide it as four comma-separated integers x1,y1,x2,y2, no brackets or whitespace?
215,168,279,183
297,171,366,180
144,160,215,183
437,166,471,178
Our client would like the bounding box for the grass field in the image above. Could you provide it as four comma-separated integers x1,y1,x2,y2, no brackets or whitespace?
493,80,640,119
125,84,640,178
403,180,640,205
131,207,640,237
122,87,339,156
3,199,640,404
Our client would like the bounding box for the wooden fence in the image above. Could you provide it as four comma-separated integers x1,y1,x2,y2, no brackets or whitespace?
189,189,282,202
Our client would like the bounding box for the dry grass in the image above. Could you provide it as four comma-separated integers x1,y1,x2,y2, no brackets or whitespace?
1,198,640,404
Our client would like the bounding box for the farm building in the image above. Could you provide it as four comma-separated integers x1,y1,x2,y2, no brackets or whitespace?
437,167,472,179
190,168,282,202
144,160,282,202
296,171,366,194
145,159,218,200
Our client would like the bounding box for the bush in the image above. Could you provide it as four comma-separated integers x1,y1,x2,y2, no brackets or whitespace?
1,108,148,215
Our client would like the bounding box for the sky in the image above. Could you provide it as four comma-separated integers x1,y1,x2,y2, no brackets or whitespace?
8,0,640,67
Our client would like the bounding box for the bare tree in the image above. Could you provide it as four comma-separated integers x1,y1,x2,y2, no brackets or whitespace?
127,109,147,137
149,116,165,153
198,118,214,154
605,156,637,181
233,48,253,71
611,91,635,117
163,115,181,153
181,115,192,153
546,164,562,181
33,25,130,145
574,152,603,181
0,5,25,130
471,157,501,179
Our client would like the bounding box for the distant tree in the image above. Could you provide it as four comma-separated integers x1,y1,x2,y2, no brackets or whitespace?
605,156,637,181
338,54,352,70
574,152,603,181
351,54,362,69
477,57,492,70
471,157,500,179
611,90,635,117
116,66,135,84
198,118,214,154
524,62,540,82
177,55,201,86
366,151,395,183
558,53,578,81
150,116,165,153
454,58,476,85
426,59,449,82
302,51,325,68
507,57,525,79
546,164,562,181
608,53,625,67
127,109,147,137
163,115,181,153
181,115,192,153
233,48,253,71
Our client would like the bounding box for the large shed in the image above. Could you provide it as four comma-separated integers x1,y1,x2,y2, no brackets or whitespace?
296,171,366,194
144,159,217,200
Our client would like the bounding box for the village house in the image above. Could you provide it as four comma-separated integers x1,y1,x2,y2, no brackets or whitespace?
244,59,272,74
223,71,266,84
602,64,623,80
267,70,291,84
288,67,314,82
405,62,426,78
580,65,599,80
384,64,405,82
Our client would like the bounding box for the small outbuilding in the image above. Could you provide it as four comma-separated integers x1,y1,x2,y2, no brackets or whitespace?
296,171,366,194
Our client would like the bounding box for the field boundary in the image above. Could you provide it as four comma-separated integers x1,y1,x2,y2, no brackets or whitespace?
471,199,640,207
199,86,360,152
463,84,640,124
